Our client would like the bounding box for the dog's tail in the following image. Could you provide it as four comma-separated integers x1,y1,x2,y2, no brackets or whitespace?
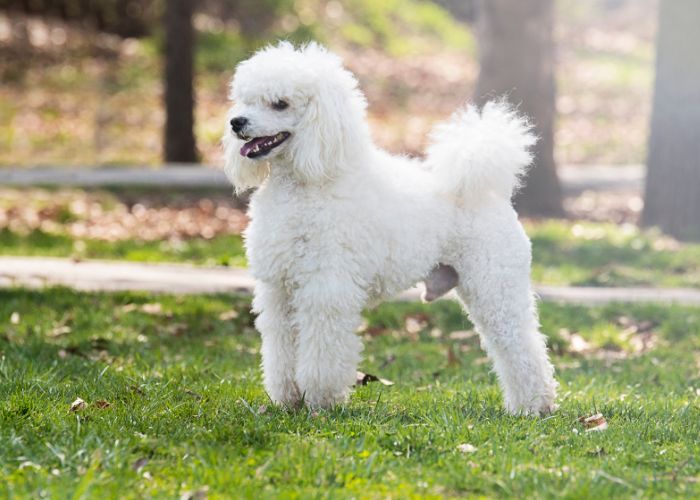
426,100,536,201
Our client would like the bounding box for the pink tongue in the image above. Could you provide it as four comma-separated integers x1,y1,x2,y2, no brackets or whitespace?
240,136,270,157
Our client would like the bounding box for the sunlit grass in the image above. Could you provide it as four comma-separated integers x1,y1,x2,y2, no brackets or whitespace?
0,229,246,268
527,220,700,288
1,288,698,497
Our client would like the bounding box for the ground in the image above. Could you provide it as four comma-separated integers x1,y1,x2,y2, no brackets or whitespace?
2,187,700,289
1,288,698,497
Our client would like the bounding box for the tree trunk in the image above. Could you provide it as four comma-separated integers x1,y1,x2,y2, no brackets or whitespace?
642,0,700,241
164,0,197,163
474,0,563,216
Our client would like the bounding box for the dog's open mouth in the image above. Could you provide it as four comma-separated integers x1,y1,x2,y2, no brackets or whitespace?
239,132,291,158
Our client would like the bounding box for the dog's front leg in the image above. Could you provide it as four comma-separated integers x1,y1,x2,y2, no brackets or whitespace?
292,279,365,408
254,282,302,407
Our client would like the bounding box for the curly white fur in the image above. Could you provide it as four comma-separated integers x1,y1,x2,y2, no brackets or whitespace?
223,42,557,415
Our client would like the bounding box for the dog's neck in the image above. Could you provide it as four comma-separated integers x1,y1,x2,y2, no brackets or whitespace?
263,143,372,192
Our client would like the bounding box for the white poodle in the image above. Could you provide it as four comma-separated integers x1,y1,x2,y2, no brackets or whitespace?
222,42,557,416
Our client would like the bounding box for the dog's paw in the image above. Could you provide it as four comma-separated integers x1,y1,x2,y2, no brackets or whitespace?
505,391,558,417
301,386,351,409
265,378,302,408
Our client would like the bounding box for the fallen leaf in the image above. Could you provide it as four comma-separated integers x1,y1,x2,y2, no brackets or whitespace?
132,457,148,472
184,389,202,400
141,303,163,315
48,325,71,338
363,326,388,337
128,385,145,396
218,310,239,321
356,371,394,386
180,486,209,500
457,443,477,453
94,400,111,409
18,461,41,470
167,323,188,337
69,398,87,412
429,328,443,339
405,313,429,334
578,413,608,432
448,330,477,341
569,333,592,354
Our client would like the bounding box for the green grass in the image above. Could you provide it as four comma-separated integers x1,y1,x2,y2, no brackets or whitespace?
528,221,700,288
0,229,246,267
2,219,700,288
1,288,699,497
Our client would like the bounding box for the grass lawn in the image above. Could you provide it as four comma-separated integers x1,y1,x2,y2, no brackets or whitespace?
527,220,700,288
1,288,698,497
0,229,247,268
2,218,700,289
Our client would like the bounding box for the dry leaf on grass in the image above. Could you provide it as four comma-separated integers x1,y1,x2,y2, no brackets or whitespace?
579,413,608,432
69,398,87,412
180,486,209,500
558,328,593,355
48,325,71,338
430,328,443,339
448,330,477,341
122,303,167,315
166,323,188,337
184,389,202,400
94,400,111,409
218,310,239,321
356,371,394,386
141,303,163,315
364,326,389,337
132,458,148,472
457,443,477,453
404,313,430,334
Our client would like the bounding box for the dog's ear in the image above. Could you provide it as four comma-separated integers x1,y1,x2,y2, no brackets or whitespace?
287,51,369,184
222,130,269,193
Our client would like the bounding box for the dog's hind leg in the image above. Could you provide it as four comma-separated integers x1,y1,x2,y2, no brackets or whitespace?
254,282,302,407
455,234,557,416
291,277,365,408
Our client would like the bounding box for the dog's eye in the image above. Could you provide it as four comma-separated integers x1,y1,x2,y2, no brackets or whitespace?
271,99,289,111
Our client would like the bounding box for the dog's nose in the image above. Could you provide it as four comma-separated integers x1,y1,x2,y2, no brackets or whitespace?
230,116,248,133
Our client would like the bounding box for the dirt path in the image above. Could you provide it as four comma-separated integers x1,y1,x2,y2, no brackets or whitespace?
2,256,698,305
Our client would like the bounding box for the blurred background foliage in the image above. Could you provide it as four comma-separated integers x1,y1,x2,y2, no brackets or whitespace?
0,0,654,167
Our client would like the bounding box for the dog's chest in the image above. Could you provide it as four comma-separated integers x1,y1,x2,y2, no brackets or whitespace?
245,190,328,285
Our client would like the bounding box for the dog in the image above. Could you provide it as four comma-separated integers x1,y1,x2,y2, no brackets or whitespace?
222,42,557,415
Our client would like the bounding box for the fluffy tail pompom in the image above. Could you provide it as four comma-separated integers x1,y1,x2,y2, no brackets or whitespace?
426,100,537,201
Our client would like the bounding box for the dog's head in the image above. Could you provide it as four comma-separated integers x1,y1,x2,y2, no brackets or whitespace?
223,42,369,193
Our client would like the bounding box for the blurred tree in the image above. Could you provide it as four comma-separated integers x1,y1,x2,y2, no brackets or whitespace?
0,0,156,37
642,0,700,241
431,0,478,23
164,0,197,163
473,0,563,216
